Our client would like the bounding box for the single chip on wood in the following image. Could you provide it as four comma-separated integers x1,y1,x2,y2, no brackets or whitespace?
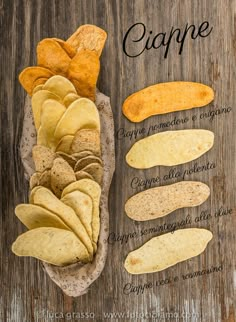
71,128,101,156
125,181,210,221
122,82,214,122
124,228,213,274
126,129,214,168
51,158,76,198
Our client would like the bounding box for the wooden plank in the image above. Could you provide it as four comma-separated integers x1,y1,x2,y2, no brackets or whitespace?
1,0,235,321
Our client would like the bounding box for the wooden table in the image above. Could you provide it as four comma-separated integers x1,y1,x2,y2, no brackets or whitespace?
1,0,235,321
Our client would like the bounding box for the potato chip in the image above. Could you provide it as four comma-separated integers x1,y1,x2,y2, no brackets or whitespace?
72,150,93,160
43,75,77,99
19,66,54,96
29,172,41,189
71,129,101,156
126,129,214,168
15,204,71,230
80,163,103,185
37,38,71,76
29,186,43,203
74,155,102,172
32,84,44,94
63,92,80,108
52,38,76,58
37,127,48,147
125,181,210,221
75,170,94,181
55,135,74,154
33,77,48,88
31,187,93,257
62,179,101,247
124,228,213,274
54,98,100,140
38,170,51,189
31,90,62,130
61,190,93,240
40,99,66,148
32,145,56,172
51,158,76,198
66,24,107,57
68,49,100,101
122,82,214,122
56,152,77,168
12,227,89,266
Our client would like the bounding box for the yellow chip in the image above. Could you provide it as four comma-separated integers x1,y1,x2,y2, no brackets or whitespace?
43,75,77,99
63,92,80,108
55,135,74,154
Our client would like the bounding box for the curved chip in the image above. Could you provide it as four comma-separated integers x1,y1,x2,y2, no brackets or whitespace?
74,155,102,172
43,75,77,99
126,129,214,168
32,145,56,172
124,228,213,274
52,38,76,58
75,170,94,181
12,227,89,266
81,163,103,185
71,129,101,156
54,98,100,140
55,135,74,154
19,66,54,96
63,92,80,108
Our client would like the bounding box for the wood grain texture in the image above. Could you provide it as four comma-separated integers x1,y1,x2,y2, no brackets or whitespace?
1,0,235,321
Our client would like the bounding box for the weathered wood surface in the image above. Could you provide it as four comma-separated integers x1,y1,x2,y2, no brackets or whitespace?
1,0,235,321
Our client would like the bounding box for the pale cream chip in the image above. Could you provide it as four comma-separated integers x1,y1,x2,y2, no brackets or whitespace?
15,204,71,230
31,187,93,257
12,227,89,266
54,98,100,141
42,75,77,99
61,190,93,241
55,135,74,154
124,228,213,274
61,179,101,247
125,181,210,221
126,130,214,168
51,158,76,198
40,99,66,149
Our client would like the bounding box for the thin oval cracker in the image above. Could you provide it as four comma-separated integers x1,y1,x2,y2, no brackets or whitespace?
54,98,100,140
32,145,56,172
74,155,102,172
122,82,214,122
125,181,210,221
61,190,93,241
68,49,100,101
124,228,213,274
66,24,107,57
31,187,93,257
15,204,71,231
19,66,54,96
126,129,214,168
71,128,101,156
31,90,62,130
12,227,89,266
61,179,101,248
42,75,77,99
37,38,71,76
51,158,76,198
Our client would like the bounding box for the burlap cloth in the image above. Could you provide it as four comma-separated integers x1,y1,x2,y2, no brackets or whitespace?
19,89,115,297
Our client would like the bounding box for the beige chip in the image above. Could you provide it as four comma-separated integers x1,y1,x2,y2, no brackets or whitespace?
74,155,102,172
75,171,94,181
32,145,56,172
81,163,103,185
12,227,89,266
126,129,214,168
124,228,213,274
125,181,210,221
71,129,101,156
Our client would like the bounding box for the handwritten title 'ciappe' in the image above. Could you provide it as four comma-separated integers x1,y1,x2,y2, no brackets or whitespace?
123,21,213,58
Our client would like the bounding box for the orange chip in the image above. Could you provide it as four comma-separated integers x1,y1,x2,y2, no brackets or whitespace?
66,24,107,57
19,67,54,96
68,49,100,101
37,38,71,76
52,38,76,58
